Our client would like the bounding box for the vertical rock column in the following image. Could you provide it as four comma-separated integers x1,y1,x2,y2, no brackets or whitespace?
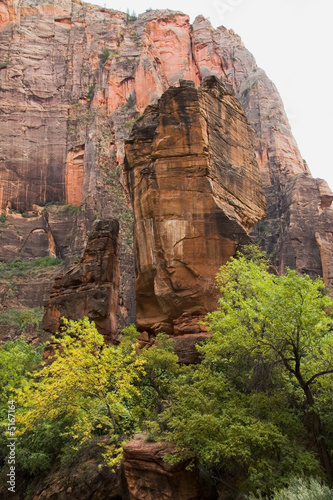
125,77,266,336
42,219,120,339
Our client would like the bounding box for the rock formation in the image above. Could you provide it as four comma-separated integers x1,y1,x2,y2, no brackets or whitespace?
42,219,119,338
0,0,332,342
1,436,128,500
123,435,217,500
278,175,333,288
125,77,266,334
1,2,333,498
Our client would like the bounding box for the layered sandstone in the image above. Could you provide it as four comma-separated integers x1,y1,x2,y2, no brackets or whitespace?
277,175,333,289
123,436,217,500
125,77,266,334
1,0,333,342
42,219,119,338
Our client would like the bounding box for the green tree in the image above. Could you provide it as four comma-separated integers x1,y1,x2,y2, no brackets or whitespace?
0,339,43,405
161,363,316,495
121,326,182,434
202,250,333,484
0,340,43,480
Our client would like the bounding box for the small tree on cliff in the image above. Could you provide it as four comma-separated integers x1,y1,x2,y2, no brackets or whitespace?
202,250,333,484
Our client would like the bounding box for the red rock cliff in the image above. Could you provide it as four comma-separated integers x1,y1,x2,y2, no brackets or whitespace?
0,1,332,335
42,219,119,339
125,77,266,334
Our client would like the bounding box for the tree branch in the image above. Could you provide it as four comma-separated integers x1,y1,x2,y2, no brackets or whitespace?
306,369,333,387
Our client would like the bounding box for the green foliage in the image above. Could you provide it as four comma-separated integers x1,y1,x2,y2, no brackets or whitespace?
100,48,111,64
119,207,134,246
63,203,81,214
0,339,43,406
2,256,333,497
41,201,81,214
0,340,43,481
38,200,66,208
0,214,7,223
125,9,137,23
199,248,333,487
87,84,95,102
132,333,181,430
125,118,136,130
158,247,333,494
21,211,38,218
16,318,145,470
0,307,43,332
247,476,333,499
125,94,135,109
160,364,318,494
0,256,63,278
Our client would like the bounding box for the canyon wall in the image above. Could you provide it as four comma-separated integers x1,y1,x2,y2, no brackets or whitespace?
125,77,265,334
0,0,332,342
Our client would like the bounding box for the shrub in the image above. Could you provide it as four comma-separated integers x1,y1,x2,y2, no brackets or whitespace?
0,256,63,278
21,212,38,218
247,476,333,499
100,48,111,65
0,308,44,332
87,85,95,102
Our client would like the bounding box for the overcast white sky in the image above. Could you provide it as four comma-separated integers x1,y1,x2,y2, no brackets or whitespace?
91,0,333,189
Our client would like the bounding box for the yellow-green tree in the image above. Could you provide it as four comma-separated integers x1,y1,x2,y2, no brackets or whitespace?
16,317,145,467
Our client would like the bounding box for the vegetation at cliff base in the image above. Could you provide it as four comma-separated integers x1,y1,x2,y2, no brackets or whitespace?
1,247,333,498
160,248,333,493
247,476,333,499
0,256,63,278
0,307,43,332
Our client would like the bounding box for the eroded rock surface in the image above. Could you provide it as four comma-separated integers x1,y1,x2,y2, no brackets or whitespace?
123,435,217,500
0,437,128,500
277,175,333,289
42,219,119,338
125,77,266,334
1,0,333,340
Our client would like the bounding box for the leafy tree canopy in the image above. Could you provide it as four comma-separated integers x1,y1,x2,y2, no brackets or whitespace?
15,317,145,468
160,247,333,493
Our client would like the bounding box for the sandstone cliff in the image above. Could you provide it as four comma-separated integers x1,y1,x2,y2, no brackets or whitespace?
0,0,332,341
125,77,265,334
42,218,119,338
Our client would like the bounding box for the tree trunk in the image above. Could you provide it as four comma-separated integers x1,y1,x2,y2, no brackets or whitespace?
303,384,333,486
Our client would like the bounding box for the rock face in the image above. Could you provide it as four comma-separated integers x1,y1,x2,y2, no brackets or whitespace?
1,0,333,341
42,219,119,338
0,436,128,500
123,436,217,500
278,175,333,288
125,77,266,334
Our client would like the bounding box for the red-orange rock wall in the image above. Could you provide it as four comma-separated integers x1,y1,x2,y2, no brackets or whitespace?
65,146,85,206
125,78,266,334
1,0,332,333
42,219,120,339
